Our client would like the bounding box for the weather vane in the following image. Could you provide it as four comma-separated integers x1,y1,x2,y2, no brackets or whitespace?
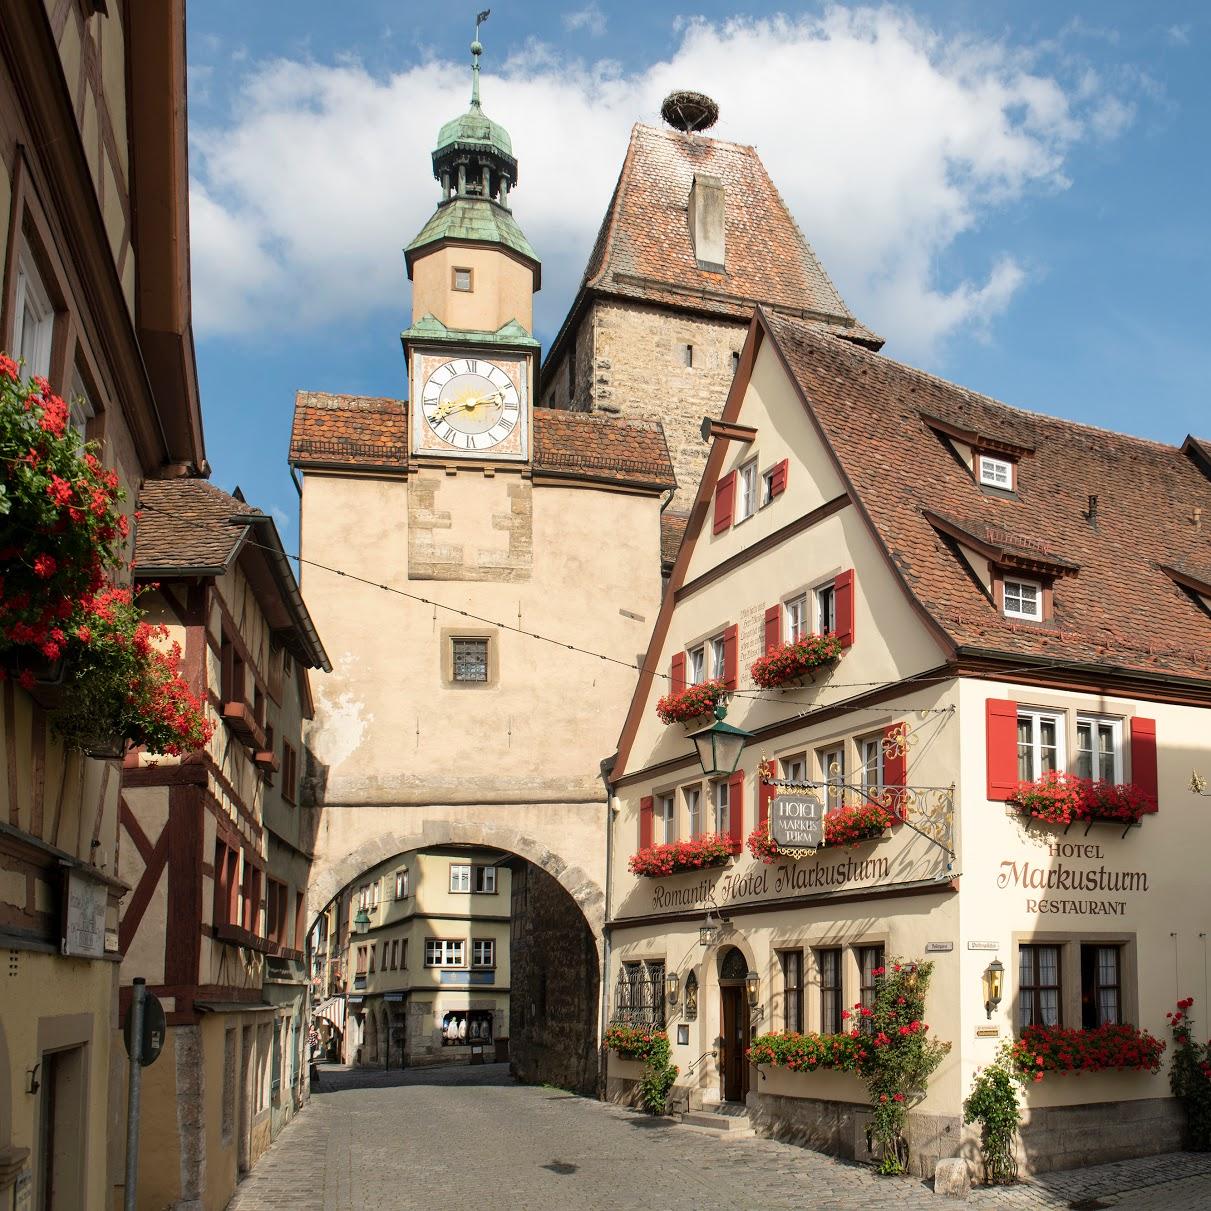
471,9,491,108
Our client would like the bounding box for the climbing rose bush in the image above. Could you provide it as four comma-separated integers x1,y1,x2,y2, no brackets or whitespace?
750,633,842,689
1010,1021,1164,1079
1167,997,1211,1149
655,678,727,724
629,833,733,877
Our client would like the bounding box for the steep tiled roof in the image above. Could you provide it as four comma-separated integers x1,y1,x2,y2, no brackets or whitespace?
289,392,675,491
134,478,258,571
577,124,880,347
661,512,689,569
290,392,407,467
532,410,675,489
763,310,1211,683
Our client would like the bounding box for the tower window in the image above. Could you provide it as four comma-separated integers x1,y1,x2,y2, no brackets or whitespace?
452,267,474,292
732,351,741,374
681,344,693,368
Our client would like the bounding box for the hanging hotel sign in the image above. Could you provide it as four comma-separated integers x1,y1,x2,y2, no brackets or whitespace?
769,791,824,856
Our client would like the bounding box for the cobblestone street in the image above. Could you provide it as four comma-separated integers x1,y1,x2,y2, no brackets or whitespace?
227,1064,1211,1210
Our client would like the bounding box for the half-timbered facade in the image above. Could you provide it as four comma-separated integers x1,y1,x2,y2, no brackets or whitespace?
0,5,204,1208
604,307,1211,1177
118,478,328,1211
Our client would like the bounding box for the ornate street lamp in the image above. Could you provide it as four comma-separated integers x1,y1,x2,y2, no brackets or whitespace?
353,908,371,936
983,958,1004,1019
689,703,752,779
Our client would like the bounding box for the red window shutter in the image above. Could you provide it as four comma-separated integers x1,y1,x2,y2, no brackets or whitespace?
764,605,782,654
882,724,907,820
1130,717,1158,811
671,652,686,694
713,471,736,534
770,458,788,498
834,569,855,648
986,698,1019,801
728,770,745,853
759,760,778,828
722,624,739,690
639,795,654,849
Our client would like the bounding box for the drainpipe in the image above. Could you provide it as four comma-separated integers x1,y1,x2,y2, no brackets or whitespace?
598,754,618,1099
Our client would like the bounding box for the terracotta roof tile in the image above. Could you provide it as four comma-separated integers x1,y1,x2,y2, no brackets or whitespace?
661,512,689,569
578,124,881,347
134,478,258,571
289,392,675,490
763,311,1211,683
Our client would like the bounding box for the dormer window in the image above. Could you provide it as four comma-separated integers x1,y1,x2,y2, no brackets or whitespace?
978,454,1014,490
1002,577,1042,621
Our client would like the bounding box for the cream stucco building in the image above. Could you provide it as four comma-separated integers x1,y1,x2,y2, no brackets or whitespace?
603,306,1211,1176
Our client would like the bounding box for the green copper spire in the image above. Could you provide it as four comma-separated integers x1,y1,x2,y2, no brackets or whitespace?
404,12,540,285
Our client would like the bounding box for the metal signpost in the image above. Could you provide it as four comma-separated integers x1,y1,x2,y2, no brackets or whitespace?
122,978,166,1211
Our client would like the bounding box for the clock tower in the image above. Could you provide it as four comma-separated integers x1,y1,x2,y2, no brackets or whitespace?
403,29,540,463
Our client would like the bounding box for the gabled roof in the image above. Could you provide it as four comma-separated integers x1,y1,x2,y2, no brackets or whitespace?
544,123,880,376
134,478,330,670
761,310,1211,683
289,392,675,492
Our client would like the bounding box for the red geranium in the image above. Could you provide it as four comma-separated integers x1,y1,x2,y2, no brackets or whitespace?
655,678,728,725
750,633,842,689
1010,1021,1164,1079
628,833,734,877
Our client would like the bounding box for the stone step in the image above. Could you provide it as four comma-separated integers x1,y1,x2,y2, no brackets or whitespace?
680,1108,755,1136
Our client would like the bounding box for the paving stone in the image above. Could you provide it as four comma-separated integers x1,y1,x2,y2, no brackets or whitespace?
227,1063,1211,1211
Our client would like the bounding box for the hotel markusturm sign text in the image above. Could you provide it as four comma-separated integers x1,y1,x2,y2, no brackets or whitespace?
999,841,1149,917
769,793,824,851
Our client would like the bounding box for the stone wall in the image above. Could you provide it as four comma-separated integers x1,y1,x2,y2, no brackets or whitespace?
509,860,601,1095
542,299,749,511
1015,1097,1184,1176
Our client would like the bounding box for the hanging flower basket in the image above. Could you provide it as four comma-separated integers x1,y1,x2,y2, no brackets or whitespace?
750,634,843,690
1010,771,1153,828
629,833,733,877
3,648,65,709
655,678,728,726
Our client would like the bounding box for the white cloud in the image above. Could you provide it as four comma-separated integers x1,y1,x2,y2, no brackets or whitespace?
1166,24,1191,46
189,7,1138,358
563,4,607,38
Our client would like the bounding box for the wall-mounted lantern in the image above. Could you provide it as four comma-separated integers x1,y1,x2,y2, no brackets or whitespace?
745,969,760,1008
666,970,680,1006
353,908,371,936
983,958,1004,1020
689,704,752,779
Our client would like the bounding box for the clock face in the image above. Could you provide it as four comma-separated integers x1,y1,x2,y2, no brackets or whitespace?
419,358,522,453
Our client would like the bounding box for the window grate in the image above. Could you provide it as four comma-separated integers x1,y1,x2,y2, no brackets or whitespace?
612,959,666,1029
452,638,488,682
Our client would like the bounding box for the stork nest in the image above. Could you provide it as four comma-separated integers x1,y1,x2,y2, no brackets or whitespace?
661,91,719,133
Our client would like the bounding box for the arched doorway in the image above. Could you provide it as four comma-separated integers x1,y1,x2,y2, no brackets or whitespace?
717,946,752,1103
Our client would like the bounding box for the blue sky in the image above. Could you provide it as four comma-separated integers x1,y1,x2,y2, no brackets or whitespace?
185,2,1209,535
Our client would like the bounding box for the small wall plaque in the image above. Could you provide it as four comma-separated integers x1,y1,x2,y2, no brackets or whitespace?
967,941,999,951
975,1026,1000,1039
677,1024,689,1046
924,942,953,953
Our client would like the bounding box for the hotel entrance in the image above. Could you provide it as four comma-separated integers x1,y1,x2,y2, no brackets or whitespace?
718,947,751,1103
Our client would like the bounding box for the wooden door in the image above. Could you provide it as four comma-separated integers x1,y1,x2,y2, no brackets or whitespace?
720,986,751,1102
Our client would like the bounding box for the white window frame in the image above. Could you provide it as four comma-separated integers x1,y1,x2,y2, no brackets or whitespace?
69,365,96,439
449,864,471,894
819,745,845,810
781,754,807,784
687,644,706,685
656,792,676,844
394,869,410,899
712,779,730,834
978,454,1014,489
708,633,727,680
816,583,836,636
1003,578,1043,621
471,939,496,968
735,459,758,522
1075,714,1123,783
13,240,54,381
1017,707,1065,782
785,595,808,643
859,736,882,794
684,784,702,838
473,865,497,894
761,466,777,507
424,939,465,968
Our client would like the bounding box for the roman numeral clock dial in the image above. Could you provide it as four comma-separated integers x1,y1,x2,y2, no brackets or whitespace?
413,355,528,460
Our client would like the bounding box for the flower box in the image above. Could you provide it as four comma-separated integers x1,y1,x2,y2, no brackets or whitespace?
1010,771,1154,832
655,678,728,726
223,701,267,751
747,802,893,863
603,1024,667,1061
1011,1021,1164,1081
4,649,65,709
750,634,843,690
748,1029,867,1074
629,833,734,877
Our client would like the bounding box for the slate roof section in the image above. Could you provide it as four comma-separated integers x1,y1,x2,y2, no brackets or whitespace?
762,310,1211,683
134,478,258,572
290,392,408,468
289,392,676,491
577,124,881,346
